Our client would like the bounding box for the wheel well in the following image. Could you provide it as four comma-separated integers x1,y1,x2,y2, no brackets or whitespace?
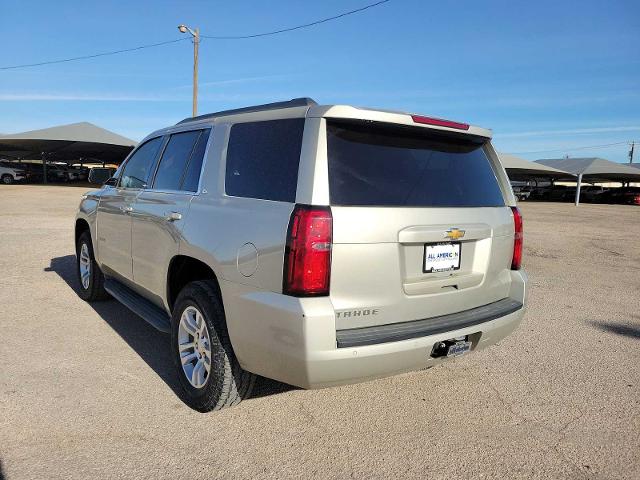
75,219,90,246
167,256,219,311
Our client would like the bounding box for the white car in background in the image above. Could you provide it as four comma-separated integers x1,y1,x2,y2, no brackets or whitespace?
0,162,26,184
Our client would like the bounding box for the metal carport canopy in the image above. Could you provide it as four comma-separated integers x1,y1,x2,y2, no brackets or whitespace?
0,122,136,182
535,157,640,205
498,153,574,180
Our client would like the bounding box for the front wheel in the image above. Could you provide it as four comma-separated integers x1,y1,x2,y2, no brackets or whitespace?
76,231,109,301
1,174,14,185
171,280,255,412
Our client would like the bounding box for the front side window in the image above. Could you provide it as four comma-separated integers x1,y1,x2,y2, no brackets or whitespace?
225,119,305,202
120,137,163,189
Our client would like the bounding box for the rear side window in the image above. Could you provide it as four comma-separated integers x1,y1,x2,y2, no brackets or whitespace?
120,137,163,189
327,121,505,207
225,119,305,202
181,129,211,192
152,129,210,191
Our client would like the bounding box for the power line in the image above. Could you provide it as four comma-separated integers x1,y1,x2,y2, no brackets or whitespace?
511,141,635,155
0,38,190,71
0,1,392,71
201,0,391,39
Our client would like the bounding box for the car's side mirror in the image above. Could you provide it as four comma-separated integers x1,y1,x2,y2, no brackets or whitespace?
104,177,118,187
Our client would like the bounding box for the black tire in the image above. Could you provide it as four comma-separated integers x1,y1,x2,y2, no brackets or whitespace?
1,174,14,185
76,231,109,301
171,280,256,412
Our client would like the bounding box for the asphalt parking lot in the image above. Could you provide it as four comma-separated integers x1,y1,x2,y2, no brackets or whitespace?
0,184,638,480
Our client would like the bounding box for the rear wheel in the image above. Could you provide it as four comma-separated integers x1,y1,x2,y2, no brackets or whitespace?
1,174,14,185
171,280,255,412
76,231,109,301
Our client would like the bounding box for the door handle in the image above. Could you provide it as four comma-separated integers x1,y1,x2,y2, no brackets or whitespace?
121,206,133,213
165,211,182,222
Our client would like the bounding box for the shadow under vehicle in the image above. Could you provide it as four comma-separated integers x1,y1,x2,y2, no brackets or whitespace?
45,254,295,406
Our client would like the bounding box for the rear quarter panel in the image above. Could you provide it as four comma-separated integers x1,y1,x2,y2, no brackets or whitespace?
177,123,295,293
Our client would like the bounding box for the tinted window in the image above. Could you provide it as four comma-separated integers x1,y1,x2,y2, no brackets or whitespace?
327,121,505,207
181,129,211,192
153,130,201,191
225,119,304,202
120,137,163,189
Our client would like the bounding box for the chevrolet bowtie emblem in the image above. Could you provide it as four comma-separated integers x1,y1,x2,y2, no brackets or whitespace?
444,228,465,240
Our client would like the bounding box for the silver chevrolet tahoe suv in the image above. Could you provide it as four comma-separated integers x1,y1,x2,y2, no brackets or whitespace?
75,98,526,412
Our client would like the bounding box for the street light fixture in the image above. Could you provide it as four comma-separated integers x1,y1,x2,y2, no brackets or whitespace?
178,24,200,117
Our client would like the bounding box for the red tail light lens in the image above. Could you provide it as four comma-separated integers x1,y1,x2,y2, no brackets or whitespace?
411,115,470,130
283,205,332,296
511,206,523,270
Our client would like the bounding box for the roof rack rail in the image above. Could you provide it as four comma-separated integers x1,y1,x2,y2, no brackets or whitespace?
176,97,317,125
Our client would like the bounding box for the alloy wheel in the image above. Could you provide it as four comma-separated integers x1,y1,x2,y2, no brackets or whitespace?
79,243,91,290
177,306,212,389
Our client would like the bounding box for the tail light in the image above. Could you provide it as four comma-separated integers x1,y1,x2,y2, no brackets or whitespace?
511,206,523,270
633,194,640,205
283,205,332,296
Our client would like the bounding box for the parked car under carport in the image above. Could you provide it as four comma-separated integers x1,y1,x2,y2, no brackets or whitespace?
536,158,640,205
595,186,640,205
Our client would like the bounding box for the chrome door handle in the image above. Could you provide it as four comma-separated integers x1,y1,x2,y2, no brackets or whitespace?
165,212,182,222
121,206,133,213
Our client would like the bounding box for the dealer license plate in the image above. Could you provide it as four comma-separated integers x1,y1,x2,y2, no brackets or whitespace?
423,242,461,273
447,341,472,357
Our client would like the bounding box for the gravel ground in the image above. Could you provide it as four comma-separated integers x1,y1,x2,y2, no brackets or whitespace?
0,185,638,480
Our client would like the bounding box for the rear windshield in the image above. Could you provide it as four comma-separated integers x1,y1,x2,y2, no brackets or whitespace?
326,121,505,207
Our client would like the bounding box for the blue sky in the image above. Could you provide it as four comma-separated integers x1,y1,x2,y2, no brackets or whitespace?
1,0,639,162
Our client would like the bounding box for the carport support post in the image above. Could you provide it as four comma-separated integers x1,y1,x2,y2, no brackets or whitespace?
574,173,583,206
41,152,47,184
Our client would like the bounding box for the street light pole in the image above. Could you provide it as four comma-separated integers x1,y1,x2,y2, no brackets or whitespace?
178,24,200,117
192,28,199,117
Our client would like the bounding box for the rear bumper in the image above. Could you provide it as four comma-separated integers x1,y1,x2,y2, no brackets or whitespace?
304,305,524,388
336,297,522,348
221,270,527,389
